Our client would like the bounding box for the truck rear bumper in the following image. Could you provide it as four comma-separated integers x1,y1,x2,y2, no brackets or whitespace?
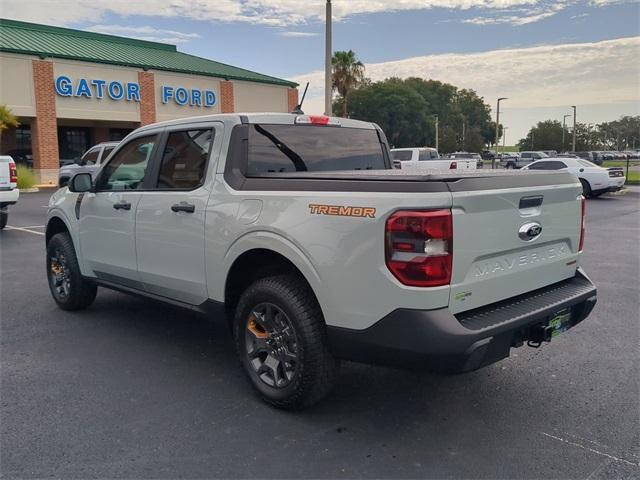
327,268,597,372
0,188,19,207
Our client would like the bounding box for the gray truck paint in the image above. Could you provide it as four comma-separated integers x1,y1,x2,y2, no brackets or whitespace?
48,114,587,334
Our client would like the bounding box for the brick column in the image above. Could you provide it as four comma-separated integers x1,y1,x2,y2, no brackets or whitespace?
220,80,234,113
288,88,299,112
32,59,59,185
138,71,156,126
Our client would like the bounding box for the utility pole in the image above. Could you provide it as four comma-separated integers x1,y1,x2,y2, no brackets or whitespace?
461,119,466,151
571,105,577,152
433,115,439,151
324,0,332,116
494,97,507,169
562,114,571,152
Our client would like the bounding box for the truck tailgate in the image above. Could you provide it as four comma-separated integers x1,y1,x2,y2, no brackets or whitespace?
448,174,583,314
0,160,11,189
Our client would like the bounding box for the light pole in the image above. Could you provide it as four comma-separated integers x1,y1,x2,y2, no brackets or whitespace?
571,105,577,152
324,0,332,116
531,131,534,150
494,97,507,169
433,115,439,151
562,114,571,152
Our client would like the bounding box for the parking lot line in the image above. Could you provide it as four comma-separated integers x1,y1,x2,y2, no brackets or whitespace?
4,226,46,236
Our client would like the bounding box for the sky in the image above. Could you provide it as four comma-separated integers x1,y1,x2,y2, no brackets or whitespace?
2,0,640,143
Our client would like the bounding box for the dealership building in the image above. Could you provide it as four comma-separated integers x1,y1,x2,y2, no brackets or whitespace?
0,19,298,184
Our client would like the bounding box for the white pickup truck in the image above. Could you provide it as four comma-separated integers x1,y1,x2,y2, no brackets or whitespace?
46,113,597,409
391,148,477,171
0,155,19,229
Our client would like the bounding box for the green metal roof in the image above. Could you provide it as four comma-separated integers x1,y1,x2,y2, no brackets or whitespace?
0,18,297,87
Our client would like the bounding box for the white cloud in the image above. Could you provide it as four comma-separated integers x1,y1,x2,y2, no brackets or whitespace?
2,0,545,27
85,25,200,44
463,2,568,26
291,37,640,140
279,31,320,37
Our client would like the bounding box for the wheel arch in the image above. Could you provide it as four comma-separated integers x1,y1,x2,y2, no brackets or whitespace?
46,215,71,245
223,247,324,326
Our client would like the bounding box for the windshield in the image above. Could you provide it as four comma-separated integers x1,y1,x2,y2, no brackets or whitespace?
247,125,387,173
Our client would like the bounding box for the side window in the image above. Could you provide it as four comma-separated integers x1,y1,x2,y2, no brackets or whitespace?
156,129,213,189
96,135,156,191
529,161,550,170
81,148,100,166
391,150,412,161
521,153,531,159
550,161,568,169
100,146,115,164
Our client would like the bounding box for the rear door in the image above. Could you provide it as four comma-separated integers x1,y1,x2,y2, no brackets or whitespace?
447,174,582,314
135,123,220,305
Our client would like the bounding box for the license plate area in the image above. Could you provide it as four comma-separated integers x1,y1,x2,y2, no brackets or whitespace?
527,308,573,347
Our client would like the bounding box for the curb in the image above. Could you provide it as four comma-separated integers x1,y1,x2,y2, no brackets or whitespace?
18,187,40,193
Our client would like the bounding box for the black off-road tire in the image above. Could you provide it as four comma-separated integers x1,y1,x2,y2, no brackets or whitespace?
233,274,339,410
47,232,97,311
580,179,592,198
0,207,7,230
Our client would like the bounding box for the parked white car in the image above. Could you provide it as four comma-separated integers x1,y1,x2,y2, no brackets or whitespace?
0,155,19,229
391,148,476,171
522,157,625,197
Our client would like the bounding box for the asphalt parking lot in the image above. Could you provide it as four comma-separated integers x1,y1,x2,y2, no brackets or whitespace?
1,188,639,479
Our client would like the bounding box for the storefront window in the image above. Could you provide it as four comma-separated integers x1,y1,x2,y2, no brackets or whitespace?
58,127,91,161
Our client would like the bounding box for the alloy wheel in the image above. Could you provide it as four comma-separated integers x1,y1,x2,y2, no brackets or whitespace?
245,303,299,388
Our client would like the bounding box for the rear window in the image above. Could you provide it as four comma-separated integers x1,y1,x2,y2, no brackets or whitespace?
247,124,387,174
418,149,439,161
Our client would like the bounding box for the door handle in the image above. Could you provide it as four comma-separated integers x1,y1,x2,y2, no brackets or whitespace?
171,202,195,213
113,201,131,210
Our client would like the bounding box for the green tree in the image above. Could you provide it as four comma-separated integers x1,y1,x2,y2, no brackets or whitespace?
331,50,366,118
347,77,495,152
517,120,564,151
348,78,431,147
0,105,20,152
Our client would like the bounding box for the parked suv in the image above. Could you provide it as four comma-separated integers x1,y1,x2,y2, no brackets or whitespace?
58,142,119,187
46,113,596,409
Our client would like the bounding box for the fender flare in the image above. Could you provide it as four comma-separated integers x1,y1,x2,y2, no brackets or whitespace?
219,230,325,309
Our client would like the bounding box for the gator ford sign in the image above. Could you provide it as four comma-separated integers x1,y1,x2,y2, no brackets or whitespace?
54,76,217,107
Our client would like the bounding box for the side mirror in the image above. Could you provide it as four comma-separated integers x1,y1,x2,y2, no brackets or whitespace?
68,172,93,193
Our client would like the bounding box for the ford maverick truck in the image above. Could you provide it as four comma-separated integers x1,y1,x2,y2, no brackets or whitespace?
46,113,597,409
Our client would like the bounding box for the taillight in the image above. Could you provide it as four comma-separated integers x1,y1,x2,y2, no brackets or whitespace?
449,161,457,169
9,162,17,183
578,197,586,252
385,210,453,287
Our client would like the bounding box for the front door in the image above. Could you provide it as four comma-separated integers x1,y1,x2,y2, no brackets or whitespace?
135,126,217,305
79,133,158,287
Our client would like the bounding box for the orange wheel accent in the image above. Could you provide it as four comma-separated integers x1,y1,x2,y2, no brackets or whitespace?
247,317,269,339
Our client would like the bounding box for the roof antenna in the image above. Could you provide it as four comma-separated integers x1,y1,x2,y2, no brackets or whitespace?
291,82,309,115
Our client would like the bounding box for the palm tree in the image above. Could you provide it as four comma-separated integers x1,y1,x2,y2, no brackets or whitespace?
331,50,365,117
0,105,20,153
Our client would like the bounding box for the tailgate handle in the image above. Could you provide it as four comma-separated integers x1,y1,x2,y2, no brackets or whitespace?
519,196,543,209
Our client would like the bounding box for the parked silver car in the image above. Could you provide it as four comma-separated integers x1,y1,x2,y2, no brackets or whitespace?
58,142,119,188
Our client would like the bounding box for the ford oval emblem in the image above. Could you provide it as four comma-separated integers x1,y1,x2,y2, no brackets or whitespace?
519,222,543,241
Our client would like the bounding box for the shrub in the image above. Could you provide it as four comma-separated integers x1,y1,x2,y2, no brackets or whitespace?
16,165,37,190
